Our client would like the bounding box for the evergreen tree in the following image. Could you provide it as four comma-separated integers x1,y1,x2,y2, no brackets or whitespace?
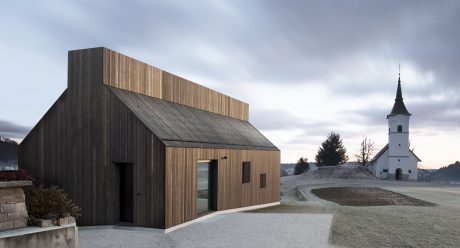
315,132,348,166
294,157,309,175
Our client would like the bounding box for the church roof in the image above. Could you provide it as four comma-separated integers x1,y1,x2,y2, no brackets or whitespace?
368,144,389,166
367,144,421,166
387,76,411,117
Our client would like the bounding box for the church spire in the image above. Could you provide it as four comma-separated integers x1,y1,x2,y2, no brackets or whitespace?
396,75,403,99
387,71,411,118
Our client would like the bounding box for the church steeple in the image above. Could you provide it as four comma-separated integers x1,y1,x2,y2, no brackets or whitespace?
387,74,411,118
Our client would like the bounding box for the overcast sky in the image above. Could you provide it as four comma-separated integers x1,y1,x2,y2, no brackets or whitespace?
1,0,459,168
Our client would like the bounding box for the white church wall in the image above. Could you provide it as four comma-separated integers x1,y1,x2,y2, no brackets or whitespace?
373,149,389,179
408,153,419,180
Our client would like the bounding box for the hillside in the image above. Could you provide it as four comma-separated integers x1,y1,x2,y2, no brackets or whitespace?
430,161,460,182
0,137,18,162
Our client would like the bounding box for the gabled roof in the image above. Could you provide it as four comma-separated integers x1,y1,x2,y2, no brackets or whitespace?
367,143,421,166
110,87,278,151
368,144,389,166
387,77,411,117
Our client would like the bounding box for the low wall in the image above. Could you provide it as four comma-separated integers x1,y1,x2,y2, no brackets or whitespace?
0,223,78,248
0,181,32,231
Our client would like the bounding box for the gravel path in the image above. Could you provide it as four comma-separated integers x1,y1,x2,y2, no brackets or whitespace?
79,212,333,248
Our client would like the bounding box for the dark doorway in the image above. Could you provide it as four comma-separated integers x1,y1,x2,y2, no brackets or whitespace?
117,163,133,223
395,168,402,180
196,160,218,215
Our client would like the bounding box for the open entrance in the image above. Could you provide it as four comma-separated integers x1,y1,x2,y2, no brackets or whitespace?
197,160,218,216
395,168,402,180
117,163,133,223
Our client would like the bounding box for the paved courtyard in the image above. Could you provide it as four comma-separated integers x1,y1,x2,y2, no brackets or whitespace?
78,212,333,248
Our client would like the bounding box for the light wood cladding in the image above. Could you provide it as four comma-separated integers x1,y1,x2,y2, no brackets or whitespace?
164,147,280,228
102,48,249,120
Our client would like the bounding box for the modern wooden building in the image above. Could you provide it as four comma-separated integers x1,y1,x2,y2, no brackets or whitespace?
19,47,280,229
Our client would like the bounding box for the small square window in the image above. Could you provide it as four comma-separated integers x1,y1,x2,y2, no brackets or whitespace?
260,173,266,188
383,169,388,173
408,170,412,173
242,162,251,184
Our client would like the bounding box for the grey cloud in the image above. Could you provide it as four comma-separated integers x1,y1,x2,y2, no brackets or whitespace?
5,0,460,89
250,108,332,132
0,120,30,139
351,97,460,130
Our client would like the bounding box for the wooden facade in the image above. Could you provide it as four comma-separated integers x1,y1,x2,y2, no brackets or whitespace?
19,47,279,229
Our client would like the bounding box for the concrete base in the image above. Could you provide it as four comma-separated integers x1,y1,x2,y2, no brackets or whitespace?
0,223,78,248
79,201,281,233
165,201,280,233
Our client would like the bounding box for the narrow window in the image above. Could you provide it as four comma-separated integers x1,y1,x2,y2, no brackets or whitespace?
397,125,402,133
242,162,251,184
260,173,266,188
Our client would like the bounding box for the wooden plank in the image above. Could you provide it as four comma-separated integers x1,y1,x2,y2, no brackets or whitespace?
102,48,249,120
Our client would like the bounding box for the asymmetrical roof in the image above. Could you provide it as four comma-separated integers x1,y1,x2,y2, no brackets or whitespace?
110,87,278,151
388,76,411,117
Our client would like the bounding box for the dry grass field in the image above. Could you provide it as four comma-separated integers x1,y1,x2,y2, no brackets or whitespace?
258,171,460,248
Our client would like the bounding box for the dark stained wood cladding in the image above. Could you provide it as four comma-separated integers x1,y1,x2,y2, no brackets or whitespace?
165,148,280,228
102,48,249,120
19,48,165,228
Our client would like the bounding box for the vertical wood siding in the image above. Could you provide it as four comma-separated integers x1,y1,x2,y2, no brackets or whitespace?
19,48,165,228
19,47,276,230
164,148,280,228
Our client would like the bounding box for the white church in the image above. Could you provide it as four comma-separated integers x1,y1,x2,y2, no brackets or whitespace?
367,75,421,180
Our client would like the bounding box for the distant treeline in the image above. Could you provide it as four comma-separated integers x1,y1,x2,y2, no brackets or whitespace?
0,138,18,162
429,161,460,181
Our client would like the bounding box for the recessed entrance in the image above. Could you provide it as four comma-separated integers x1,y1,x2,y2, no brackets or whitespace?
197,160,218,215
395,168,402,180
117,163,133,223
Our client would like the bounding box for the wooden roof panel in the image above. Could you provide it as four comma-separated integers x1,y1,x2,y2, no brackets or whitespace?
109,87,278,151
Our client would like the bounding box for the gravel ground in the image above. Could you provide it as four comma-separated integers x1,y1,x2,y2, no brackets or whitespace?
78,213,334,248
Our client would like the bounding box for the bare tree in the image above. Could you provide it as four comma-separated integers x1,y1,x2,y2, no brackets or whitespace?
355,136,375,167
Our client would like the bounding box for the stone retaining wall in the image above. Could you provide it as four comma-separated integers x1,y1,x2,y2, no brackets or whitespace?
0,181,32,231
0,223,78,248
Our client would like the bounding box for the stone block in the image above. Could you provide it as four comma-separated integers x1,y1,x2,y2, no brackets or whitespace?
0,213,7,222
68,216,76,224
37,219,52,227
15,202,27,212
0,188,25,203
0,221,14,231
0,203,16,213
58,217,69,226
13,219,28,229
7,211,28,221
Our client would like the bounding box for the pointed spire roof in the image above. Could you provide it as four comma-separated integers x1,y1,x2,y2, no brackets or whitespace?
388,75,411,118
